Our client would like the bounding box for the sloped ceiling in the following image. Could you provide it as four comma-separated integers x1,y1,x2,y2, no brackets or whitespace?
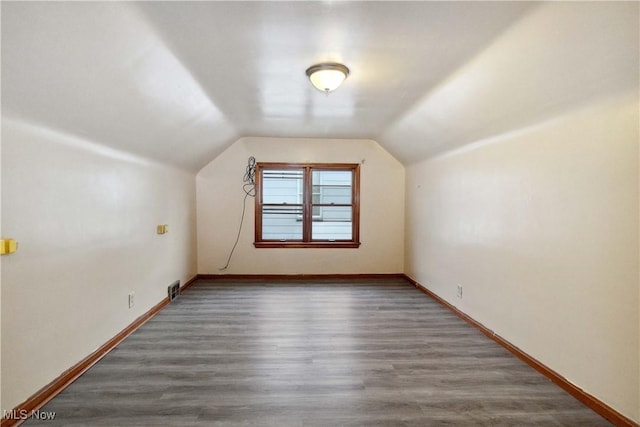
2,2,637,171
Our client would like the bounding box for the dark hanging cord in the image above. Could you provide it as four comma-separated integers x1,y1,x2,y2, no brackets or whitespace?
220,157,256,271
242,156,257,197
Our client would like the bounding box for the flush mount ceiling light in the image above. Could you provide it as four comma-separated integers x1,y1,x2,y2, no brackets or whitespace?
305,63,349,93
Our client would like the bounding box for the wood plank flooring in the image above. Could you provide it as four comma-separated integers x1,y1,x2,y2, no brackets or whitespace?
25,278,611,426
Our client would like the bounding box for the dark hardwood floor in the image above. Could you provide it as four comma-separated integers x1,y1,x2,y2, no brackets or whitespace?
25,278,610,426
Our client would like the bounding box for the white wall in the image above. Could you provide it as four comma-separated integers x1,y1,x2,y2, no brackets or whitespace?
404,93,639,422
197,137,404,274
1,118,197,412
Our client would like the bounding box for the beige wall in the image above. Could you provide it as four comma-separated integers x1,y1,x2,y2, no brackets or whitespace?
197,137,404,274
1,118,197,412
0,117,3,411
404,93,639,422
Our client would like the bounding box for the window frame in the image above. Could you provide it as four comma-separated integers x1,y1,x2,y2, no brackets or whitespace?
254,162,361,248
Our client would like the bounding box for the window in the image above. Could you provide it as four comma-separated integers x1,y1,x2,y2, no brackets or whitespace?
254,163,360,248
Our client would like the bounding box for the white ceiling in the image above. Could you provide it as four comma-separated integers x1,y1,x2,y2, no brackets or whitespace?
2,2,637,171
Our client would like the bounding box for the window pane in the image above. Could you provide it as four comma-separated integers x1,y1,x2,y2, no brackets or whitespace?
263,169,303,204
312,207,352,240
312,170,352,205
262,205,303,240
255,163,359,247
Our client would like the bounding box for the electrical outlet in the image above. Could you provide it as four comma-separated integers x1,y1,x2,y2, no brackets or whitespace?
128,292,135,308
457,284,463,299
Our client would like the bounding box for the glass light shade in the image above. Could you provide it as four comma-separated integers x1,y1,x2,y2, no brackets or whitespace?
306,63,349,92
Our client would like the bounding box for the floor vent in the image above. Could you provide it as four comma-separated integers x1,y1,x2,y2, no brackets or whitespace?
168,280,180,302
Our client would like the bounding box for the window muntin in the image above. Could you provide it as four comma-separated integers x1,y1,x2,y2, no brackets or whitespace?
255,163,360,248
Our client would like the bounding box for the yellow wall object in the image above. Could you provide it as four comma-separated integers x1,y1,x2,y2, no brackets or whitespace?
1,118,197,413
156,224,169,234
1,239,18,255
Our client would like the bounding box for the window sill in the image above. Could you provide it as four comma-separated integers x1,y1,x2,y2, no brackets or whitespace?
254,241,361,249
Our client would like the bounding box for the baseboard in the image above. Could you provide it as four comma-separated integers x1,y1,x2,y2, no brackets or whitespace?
1,275,198,427
181,274,199,291
6,273,634,427
403,274,638,427
197,273,405,281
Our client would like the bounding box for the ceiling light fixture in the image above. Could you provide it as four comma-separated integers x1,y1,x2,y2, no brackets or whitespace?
305,63,349,93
